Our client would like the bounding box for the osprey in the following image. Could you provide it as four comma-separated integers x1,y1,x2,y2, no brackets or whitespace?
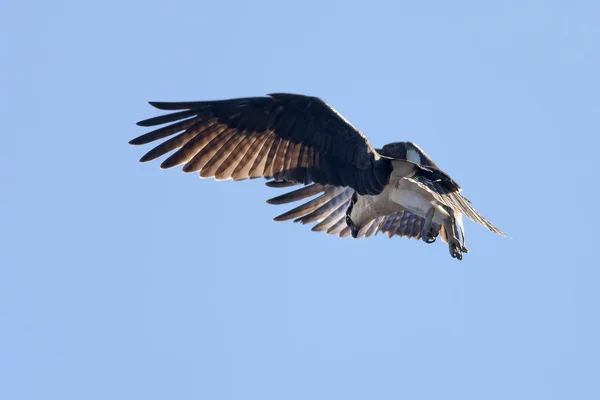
131,93,505,260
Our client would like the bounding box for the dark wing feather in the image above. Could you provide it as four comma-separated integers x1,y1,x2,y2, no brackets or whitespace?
270,186,350,223
132,93,391,195
378,141,462,192
375,211,443,241
265,180,442,241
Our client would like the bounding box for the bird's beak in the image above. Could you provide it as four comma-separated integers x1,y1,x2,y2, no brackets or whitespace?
351,225,359,238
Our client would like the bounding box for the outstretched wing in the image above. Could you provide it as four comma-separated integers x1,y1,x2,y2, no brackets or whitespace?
265,181,443,241
131,93,390,195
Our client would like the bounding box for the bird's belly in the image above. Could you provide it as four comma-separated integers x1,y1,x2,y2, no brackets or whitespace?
388,188,430,217
388,187,449,224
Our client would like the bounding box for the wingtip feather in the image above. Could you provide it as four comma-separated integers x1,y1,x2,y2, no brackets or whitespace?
148,101,179,110
135,119,155,127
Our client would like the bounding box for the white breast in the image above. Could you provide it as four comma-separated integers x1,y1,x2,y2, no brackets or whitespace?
389,188,430,216
388,178,449,224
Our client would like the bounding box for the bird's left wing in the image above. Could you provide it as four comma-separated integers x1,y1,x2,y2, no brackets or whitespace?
131,93,390,195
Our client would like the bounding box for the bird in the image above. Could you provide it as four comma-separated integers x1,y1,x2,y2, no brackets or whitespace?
130,93,505,260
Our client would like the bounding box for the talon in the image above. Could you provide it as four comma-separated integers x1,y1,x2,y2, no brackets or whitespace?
442,209,466,261
449,240,464,260
450,247,463,260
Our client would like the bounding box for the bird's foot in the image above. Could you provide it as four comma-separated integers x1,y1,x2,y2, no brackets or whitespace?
449,239,468,260
424,235,437,244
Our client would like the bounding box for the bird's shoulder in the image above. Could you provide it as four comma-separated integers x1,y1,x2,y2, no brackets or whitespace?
378,141,461,193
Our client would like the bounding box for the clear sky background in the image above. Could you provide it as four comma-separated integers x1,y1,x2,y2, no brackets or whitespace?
2,1,599,399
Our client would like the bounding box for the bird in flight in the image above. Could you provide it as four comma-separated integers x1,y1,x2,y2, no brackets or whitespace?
130,93,505,260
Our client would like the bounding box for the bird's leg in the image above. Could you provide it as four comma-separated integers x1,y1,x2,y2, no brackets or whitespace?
455,216,468,254
420,208,436,244
443,207,468,260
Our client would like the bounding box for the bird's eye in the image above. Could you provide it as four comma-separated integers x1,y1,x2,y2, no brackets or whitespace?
345,215,352,226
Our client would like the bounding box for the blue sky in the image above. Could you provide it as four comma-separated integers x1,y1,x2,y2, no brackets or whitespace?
2,1,599,399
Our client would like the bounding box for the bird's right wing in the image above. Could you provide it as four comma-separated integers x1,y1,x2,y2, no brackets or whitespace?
265,181,443,241
379,142,505,236
406,176,506,236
